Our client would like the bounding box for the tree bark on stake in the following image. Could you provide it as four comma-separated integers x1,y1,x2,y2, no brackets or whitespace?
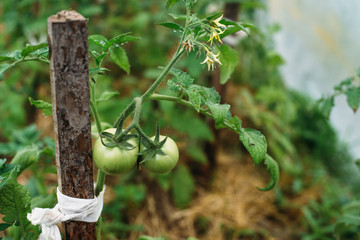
48,10,96,239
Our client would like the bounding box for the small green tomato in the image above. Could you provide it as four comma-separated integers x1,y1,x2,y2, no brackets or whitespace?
142,135,179,174
91,122,112,139
93,128,138,175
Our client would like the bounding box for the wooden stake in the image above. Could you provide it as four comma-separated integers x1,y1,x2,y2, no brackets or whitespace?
48,10,96,239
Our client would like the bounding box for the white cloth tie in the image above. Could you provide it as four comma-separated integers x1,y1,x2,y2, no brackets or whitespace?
27,185,105,240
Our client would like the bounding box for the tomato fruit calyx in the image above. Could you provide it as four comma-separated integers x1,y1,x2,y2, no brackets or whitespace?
99,128,137,150
93,128,139,175
139,135,179,174
138,135,168,163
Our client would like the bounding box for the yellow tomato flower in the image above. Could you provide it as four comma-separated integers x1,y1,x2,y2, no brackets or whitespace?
208,15,226,44
213,14,226,29
208,27,224,44
201,50,222,71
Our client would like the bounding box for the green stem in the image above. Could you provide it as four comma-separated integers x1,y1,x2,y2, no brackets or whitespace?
115,97,142,141
175,5,191,54
13,57,49,66
95,170,106,196
95,170,105,240
142,49,185,101
134,124,157,148
90,83,103,136
89,81,106,240
149,93,238,132
113,99,136,128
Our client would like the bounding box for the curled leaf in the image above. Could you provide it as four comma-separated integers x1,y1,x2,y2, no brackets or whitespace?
257,154,280,191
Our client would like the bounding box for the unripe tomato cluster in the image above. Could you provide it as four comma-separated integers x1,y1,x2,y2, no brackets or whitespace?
92,128,179,175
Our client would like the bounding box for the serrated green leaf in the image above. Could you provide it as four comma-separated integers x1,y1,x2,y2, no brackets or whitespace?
169,68,194,89
88,35,108,48
110,46,130,74
0,162,16,181
220,20,250,37
206,11,223,21
186,87,201,112
0,223,12,231
0,63,12,80
96,90,119,102
89,67,110,75
21,42,48,57
318,96,334,119
0,51,21,62
157,22,183,31
10,146,41,175
228,116,242,132
0,159,6,168
167,79,180,93
201,87,220,104
219,44,239,84
169,13,187,20
239,128,267,165
257,154,279,191
0,171,32,229
103,33,139,52
207,102,230,125
337,214,360,226
345,87,359,112
172,165,195,208
28,97,52,116
166,0,180,8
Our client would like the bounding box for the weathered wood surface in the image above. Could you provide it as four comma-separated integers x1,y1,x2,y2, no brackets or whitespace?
48,10,96,239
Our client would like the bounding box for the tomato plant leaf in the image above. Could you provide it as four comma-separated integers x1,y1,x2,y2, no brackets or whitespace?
110,46,130,74
239,128,267,165
318,96,334,119
220,19,250,37
219,44,239,84
172,165,195,208
166,0,180,8
345,87,360,112
103,33,139,52
0,160,17,182
96,90,119,102
257,154,279,191
0,51,21,62
202,87,221,104
88,34,108,48
186,87,202,112
228,116,242,132
169,68,194,89
0,223,12,231
207,102,230,125
0,63,12,80
167,79,180,93
168,13,187,20
89,67,110,75
28,97,52,116
21,42,48,57
10,146,41,175
206,11,223,21
157,22,183,31
0,170,32,231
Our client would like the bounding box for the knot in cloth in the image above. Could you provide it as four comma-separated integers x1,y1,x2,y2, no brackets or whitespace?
27,185,105,240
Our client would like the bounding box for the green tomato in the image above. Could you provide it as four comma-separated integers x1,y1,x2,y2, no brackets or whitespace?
91,122,112,139
142,135,179,174
93,128,138,175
